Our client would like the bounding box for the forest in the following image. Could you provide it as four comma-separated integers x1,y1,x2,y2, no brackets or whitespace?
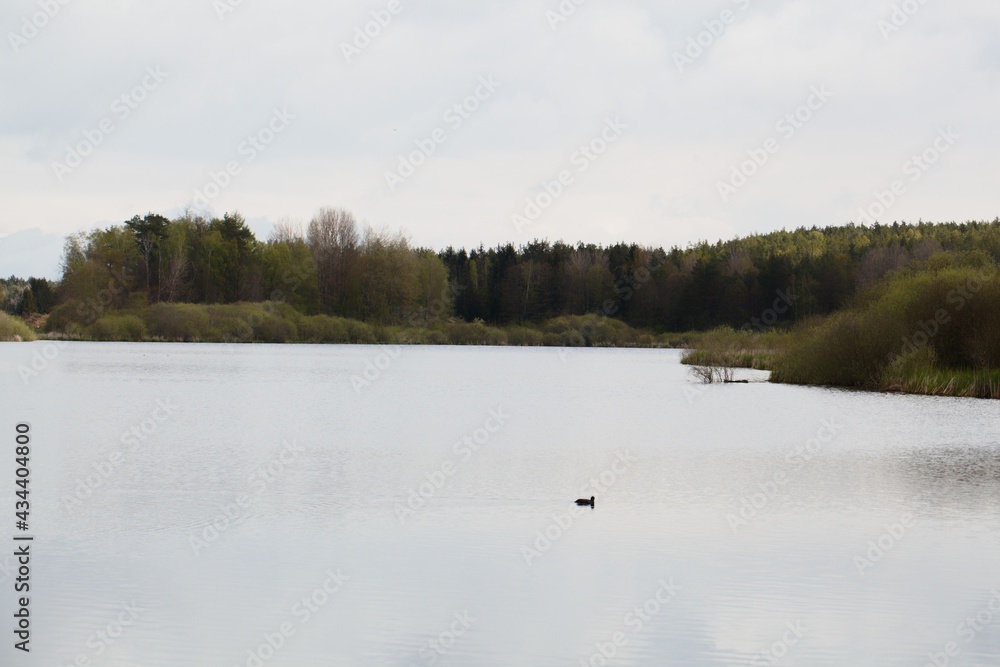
2,209,1000,397
7,208,1000,334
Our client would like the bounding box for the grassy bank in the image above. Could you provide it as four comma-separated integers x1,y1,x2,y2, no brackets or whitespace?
679,327,789,370
28,265,1000,400
42,301,683,348
883,362,1000,398
680,268,1000,398
773,268,1000,398
0,312,36,341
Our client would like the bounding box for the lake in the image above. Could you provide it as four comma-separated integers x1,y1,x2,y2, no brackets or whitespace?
1,342,999,666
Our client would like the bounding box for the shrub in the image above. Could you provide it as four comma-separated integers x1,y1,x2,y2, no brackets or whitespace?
443,321,507,345
541,314,641,346
506,326,544,346
298,315,349,343
344,319,376,344
423,329,448,345
144,303,212,341
541,332,564,347
0,313,36,341
771,310,901,386
89,315,147,341
772,267,1000,389
211,315,255,343
254,314,297,343
265,301,304,323
44,300,89,333
372,325,393,344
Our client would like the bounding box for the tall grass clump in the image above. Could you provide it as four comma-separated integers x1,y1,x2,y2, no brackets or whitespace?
681,326,789,370
0,313,36,341
895,368,1000,399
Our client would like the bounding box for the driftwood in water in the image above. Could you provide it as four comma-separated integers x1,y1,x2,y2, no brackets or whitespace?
690,366,736,383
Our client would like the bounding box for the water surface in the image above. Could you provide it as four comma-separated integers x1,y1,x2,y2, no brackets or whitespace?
1,343,998,665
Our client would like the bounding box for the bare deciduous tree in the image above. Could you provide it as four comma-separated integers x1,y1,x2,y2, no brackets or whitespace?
270,217,305,244
307,207,361,315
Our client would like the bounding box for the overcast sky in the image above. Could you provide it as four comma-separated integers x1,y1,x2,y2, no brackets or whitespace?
1,0,998,278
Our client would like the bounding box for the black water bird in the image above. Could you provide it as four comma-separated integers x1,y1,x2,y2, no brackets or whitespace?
575,496,595,507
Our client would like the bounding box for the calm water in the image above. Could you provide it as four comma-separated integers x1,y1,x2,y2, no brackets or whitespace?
1,342,999,666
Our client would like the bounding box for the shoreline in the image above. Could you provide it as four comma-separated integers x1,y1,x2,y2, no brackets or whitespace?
681,344,1000,400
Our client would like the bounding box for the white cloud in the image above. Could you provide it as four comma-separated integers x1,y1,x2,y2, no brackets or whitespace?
1,0,998,276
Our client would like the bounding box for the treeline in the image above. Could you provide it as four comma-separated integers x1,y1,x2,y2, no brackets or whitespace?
33,208,1000,335
1,277,57,315
51,209,449,329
